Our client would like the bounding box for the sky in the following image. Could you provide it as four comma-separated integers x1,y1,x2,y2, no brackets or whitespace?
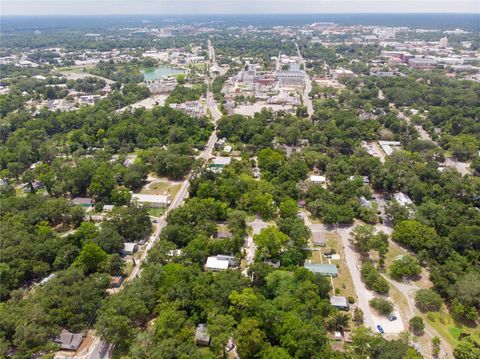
1,0,479,16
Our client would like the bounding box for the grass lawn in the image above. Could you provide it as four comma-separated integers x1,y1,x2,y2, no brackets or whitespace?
148,207,165,217
425,311,480,348
140,180,182,198
384,241,409,269
124,261,134,277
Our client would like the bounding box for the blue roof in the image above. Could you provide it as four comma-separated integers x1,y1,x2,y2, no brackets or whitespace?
304,263,338,275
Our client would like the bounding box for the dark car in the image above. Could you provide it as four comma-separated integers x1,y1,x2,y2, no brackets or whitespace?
388,315,397,321
377,325,384,334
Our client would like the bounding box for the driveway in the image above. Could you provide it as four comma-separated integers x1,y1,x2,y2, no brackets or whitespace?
244,217,269,264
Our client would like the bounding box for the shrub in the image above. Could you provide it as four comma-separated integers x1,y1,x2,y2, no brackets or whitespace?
369,297,394,316
409,316,425,335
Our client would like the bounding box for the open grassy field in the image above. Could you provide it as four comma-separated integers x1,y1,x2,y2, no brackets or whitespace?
139,180,182,198
425,310,480,348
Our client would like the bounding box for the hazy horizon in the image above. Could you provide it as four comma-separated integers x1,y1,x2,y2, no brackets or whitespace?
2,0,479,16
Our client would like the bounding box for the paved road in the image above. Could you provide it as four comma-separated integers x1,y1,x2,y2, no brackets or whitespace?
208,40,227,76
295,42,314,118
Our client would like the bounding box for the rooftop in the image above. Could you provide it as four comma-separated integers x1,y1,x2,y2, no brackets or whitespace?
304,263,338,276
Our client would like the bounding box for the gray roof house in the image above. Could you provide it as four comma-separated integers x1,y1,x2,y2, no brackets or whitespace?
312,231,326,246
55,329,83,351
330,296,350,310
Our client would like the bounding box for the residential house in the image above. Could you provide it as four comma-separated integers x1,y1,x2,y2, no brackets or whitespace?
131,193,170,208
205,255,235,271
304,263,338,277
122,242,138,256
312,231,326,247
310,175,326,184
71,197,94,207
55,329,83,351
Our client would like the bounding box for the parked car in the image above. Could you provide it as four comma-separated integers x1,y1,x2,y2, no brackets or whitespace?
388,315,397,321
377,325,384,334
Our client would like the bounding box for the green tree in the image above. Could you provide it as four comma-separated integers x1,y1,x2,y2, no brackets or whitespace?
389,255,421,281
88,164,115,202
415,289,443,312
409,316,424,336
454,339,480,359
236,318,265,358
254,226,290,261
279,197,299,219
392,220,438,252
73,242,108,274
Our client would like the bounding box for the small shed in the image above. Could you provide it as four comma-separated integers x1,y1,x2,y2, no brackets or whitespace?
103,204,114,212
195,324,211,346
334,331,343,341
330,296,350,311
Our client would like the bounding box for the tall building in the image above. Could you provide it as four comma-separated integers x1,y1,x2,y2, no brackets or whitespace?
439,36,448,48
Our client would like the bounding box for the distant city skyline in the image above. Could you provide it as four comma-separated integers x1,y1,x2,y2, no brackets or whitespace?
2,0,479,16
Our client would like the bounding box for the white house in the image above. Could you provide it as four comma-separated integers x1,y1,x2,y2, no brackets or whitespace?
205,255,236,271
131,194,170,208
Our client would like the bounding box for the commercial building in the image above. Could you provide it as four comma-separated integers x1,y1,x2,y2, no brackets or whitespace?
408,57,437,69
333,68,355,79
